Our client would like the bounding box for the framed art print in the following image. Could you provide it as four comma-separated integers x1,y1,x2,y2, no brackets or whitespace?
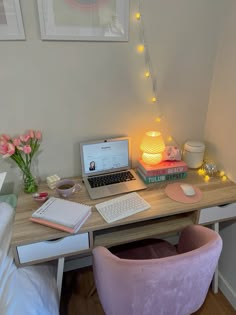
37,0,129,41
0,0,25,40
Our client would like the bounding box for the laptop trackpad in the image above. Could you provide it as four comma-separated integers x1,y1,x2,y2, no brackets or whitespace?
108,184,128,195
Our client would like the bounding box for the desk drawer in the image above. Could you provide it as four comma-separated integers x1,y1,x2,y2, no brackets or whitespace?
17,233,89,264
198,203,236,224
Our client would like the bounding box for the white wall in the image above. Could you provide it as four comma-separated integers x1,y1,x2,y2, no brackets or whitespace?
0,0,225,192
204,0,236,308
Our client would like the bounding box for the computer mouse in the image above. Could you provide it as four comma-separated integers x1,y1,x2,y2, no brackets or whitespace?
180,184,196,196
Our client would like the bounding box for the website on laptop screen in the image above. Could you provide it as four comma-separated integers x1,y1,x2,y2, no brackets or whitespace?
82,139,129,176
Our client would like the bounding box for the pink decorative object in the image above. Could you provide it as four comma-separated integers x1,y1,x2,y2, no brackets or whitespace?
162,146,181,161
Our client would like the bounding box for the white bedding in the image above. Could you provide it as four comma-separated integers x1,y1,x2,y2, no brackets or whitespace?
0,202,59,315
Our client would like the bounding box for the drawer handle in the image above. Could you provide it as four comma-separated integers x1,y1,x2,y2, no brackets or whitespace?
219,203,231,208
45,238,63,243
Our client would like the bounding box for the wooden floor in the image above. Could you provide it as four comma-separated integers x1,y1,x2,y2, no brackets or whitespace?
60,267,236,315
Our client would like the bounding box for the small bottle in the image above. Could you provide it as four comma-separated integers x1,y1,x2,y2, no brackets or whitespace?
183,141,205,169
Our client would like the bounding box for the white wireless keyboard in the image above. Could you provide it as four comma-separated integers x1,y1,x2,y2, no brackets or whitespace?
95,192,150,223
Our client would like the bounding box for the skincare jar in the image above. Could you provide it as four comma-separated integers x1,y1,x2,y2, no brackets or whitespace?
183,141,205,169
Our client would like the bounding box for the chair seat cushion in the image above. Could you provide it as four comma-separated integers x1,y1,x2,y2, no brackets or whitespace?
110,239,178,260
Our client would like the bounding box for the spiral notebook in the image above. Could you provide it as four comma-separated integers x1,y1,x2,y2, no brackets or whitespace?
30,197,91,233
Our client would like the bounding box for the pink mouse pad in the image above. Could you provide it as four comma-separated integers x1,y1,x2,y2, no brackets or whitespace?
165,182,203,203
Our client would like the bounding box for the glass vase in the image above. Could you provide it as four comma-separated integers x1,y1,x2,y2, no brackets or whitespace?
22,167,38,193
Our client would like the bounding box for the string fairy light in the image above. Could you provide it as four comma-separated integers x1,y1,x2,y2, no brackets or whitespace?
219,171,225,177
222,175,227,181
219,170,227,181
145,71,150,78
134,0,178,147
197,165,228,182
135,0,158,107
135,12,141,20
137,44,145,53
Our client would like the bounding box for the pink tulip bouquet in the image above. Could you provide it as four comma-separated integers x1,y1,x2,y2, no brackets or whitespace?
0,130,42,193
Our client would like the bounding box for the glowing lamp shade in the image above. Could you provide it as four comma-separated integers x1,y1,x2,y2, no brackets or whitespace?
140,131,165,165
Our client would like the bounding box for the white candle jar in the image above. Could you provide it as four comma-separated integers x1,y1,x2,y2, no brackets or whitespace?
183,141,205,169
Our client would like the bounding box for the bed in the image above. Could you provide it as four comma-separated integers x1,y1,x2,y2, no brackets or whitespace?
0,201,59,315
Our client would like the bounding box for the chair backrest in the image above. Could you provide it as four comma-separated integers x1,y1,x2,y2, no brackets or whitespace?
92,225,222,315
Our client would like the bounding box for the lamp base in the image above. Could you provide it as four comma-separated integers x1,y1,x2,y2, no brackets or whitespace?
142,153,162,165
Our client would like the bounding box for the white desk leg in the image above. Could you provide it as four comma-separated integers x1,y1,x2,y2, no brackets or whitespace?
212,222,219,294
57,257,65,299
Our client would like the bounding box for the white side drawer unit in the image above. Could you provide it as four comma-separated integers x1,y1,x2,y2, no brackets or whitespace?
17,232,89,264
198,203,236,224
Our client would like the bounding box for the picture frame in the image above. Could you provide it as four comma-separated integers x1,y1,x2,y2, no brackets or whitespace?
37,0,129,41
0,0,25,40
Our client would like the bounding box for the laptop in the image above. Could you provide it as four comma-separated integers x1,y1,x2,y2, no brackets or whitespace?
80,137,147,200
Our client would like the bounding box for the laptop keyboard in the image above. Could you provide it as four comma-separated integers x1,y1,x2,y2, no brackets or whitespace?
88,171,135,188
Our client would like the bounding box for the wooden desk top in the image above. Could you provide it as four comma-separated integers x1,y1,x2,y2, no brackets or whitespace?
11,171,236,247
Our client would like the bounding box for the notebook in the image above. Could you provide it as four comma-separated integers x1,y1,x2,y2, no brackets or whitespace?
30,197,91,233
80,137,147,199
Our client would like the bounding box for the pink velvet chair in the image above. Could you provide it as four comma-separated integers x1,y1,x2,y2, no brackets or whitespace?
92,225,222,315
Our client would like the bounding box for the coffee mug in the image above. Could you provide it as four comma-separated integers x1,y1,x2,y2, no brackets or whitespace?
56,179,81,198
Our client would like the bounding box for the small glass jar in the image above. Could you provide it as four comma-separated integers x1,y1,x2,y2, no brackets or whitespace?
183,141,205,169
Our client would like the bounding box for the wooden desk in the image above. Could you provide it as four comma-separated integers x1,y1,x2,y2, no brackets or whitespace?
11,170,236,296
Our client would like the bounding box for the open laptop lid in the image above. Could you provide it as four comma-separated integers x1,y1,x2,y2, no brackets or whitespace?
80,137,131,177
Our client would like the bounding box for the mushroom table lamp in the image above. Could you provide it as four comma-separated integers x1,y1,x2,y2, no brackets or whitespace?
140,131,165,165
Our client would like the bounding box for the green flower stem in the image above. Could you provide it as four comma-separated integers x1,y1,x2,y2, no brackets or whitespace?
10,155,26,172
14,148,27,167
10,151,38,193
22,169,38,193
26,154,29,168
28,139,39,165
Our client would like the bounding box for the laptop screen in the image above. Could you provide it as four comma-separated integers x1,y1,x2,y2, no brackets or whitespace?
80,137,131,177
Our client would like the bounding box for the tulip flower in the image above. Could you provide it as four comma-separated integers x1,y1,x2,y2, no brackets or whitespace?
2,143,15,158
28,130,35,138
0,143,8,155
23,145,32,154
13,138,21,146
0,134,11,142
35,131,42,140
20,134,31,143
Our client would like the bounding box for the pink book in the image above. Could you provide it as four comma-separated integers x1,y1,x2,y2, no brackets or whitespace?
137,159,188,176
